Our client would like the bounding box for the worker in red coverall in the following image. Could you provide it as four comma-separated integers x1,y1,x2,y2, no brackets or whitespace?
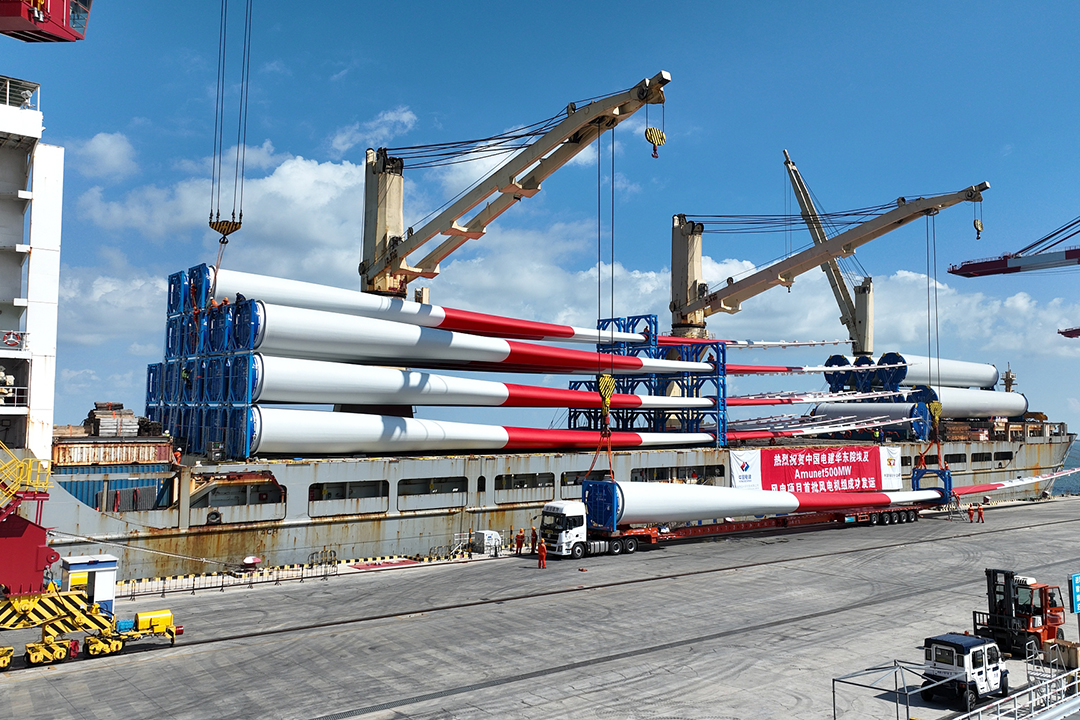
977,504,985,523
515,528,525,555
968,504,975,523
537,539,547,569
530,527,537,554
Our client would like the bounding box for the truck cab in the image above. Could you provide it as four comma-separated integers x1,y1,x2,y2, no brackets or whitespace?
921,633,1008,712
540,501,588,559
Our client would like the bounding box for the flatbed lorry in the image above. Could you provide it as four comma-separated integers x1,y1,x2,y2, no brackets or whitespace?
540,479,934,559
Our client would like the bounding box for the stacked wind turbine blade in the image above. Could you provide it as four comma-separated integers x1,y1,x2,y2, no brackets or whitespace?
250,407,714,455
244,301,710,375
251,355,714,409
210,265,645,344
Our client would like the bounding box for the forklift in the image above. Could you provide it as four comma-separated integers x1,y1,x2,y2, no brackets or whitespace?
973,568,1065,655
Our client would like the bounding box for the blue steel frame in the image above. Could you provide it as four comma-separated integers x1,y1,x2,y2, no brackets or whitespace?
568,315,726,447
149,267,261,459
911,467,953,502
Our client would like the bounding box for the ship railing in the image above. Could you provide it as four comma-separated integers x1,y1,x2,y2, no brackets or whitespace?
0,385,29,407
834,661,1080,720
119,562,341,599
0,76,39,110
952,666,1080,720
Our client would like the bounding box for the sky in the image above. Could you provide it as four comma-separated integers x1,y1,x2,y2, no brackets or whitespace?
3,2,1079,434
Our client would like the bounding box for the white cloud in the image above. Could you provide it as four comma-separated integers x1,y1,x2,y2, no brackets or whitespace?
59,368,101,394
173,140,290,176
330,107,417,156
70,132,138,179
128,342,160,356
78,153,365,284
58,262,167,346
260,60,291,76
78,181,208,239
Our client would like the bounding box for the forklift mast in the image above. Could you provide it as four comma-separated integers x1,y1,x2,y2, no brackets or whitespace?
986,569,1017,618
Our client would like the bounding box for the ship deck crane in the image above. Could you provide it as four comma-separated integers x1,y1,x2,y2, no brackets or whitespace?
361,71,670,297
948,214,1080,338
670,157,989,341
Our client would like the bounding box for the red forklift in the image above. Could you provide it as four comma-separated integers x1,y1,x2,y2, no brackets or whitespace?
973,568,1066,655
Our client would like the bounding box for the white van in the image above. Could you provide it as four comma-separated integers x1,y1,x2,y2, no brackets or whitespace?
921,633,1008,712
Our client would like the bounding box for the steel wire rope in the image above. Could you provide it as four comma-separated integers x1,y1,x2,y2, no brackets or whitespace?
609,123,615,371
231,0,253,223
383,84,634,170
1016,214,1080,256
207,0,254,300
209,0,229,222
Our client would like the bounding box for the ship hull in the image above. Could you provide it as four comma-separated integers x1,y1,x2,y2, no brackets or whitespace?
39,422,1074,581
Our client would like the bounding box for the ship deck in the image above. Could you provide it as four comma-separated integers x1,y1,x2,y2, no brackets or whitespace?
5,496,1080,719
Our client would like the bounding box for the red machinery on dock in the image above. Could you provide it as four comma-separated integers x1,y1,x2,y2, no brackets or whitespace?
0,0,91,43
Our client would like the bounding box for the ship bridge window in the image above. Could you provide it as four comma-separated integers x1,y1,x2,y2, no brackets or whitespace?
993,451,1014,462
398,476,467,495
308,480,389,517
921,455,939,467
631,464,724,484
971,452,993,463
944,453,967,465
494,472,555,505
495,473,554,491
901,456,912,467
561,470,611,487
560,470,611,499
309,481,388,501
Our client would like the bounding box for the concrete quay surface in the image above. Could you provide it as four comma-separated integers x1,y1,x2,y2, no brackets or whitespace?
4,497,1080,720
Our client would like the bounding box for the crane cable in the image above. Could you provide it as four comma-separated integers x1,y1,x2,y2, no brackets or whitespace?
916,212,946,470
208,0,253,299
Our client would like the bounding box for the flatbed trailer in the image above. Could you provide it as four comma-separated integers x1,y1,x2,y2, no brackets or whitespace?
541,481,935,559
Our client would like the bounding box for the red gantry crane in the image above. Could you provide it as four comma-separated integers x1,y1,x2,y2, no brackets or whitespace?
0,0,91,42
949,214,1080,337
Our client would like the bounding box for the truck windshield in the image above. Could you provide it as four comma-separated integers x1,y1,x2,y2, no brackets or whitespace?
540,512,566,532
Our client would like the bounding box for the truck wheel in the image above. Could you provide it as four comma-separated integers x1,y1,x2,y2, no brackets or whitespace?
999,674,1009,698
571,543,585,560
962,688,977,712
869,513,879,526
908,509,918,522
1058,628,1066,640
881,512,891,525
609,539,623,555
920,680,934,702
623,537,638,554
891,511,901,524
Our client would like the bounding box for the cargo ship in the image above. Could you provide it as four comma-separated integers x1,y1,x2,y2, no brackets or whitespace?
1,72,1073,580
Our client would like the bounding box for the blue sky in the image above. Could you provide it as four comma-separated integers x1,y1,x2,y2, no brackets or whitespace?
4,2,1079,432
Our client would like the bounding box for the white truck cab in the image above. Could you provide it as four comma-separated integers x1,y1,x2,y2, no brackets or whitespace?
921,633,1008,712
540,500,588,559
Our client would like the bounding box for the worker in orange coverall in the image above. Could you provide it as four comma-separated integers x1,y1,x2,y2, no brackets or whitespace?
515,528,524,555
977,504,985,523
530,527,537,554
537,539,547,569
968,504,975,522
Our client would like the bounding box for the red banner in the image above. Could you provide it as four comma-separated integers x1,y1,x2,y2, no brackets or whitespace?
760,446,882,493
